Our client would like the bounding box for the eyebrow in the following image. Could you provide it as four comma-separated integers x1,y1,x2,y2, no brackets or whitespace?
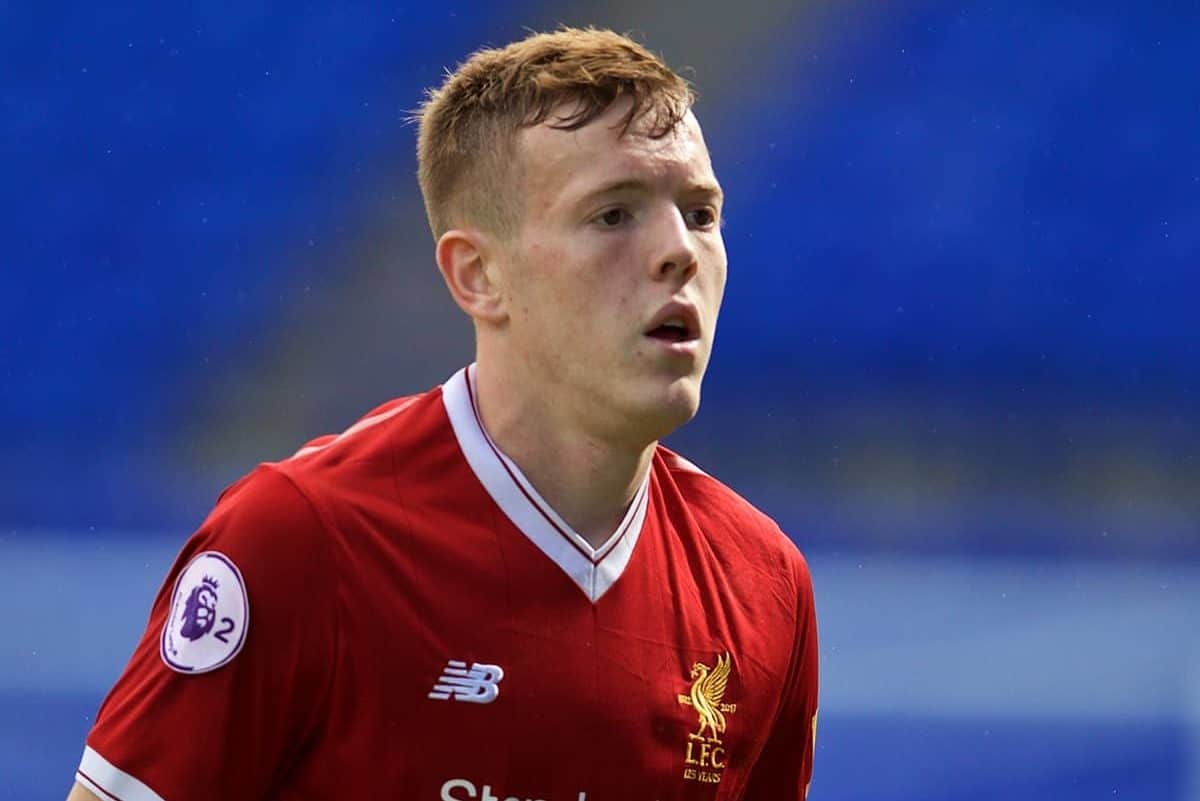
574,177,725,207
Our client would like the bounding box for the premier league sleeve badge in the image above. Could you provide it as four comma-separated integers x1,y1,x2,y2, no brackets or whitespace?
160,550,249,674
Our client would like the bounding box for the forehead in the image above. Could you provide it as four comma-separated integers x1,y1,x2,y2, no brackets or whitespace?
516,101,718,208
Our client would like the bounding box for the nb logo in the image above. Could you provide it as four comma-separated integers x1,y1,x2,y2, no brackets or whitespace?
428,660,504,703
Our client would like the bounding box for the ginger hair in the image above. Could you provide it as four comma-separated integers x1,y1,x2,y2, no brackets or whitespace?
415,27,694,239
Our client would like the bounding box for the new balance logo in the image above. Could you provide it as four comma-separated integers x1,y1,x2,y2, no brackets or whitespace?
428,660,504,703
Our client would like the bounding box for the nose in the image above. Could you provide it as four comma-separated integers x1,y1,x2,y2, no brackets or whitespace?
651,207,698,282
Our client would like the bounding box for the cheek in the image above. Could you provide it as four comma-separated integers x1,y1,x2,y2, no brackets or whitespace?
508,245,589,334
507,244,555,314
540,246,627,309
705,241,724,293
511,235,641,344
714,261,729,302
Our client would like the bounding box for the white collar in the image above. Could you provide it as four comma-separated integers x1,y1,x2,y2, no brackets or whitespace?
441,364,650,602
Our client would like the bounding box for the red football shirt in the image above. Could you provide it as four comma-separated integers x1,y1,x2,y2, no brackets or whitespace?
78,365,818,801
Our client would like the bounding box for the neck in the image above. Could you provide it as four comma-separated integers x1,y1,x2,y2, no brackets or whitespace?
472,358,655,549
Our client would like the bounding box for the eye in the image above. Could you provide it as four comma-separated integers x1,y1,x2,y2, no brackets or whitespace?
685,207,719,229
594,207,630,227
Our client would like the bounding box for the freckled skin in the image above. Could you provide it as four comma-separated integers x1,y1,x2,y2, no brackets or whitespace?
497,101,728,450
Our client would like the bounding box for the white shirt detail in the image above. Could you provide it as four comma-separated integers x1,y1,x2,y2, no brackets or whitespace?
428,660,505,703
77,746,168,801
664,450,709,477
441,364,651,602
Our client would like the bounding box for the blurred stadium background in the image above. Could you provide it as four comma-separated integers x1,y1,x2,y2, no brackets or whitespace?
3,1,1198,799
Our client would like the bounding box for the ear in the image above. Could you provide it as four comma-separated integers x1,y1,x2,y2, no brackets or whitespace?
435,228,508,324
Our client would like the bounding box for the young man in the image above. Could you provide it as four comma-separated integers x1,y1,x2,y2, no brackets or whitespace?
68,27,818,801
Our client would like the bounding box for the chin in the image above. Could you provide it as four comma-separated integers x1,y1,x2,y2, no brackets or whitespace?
638,376,703,440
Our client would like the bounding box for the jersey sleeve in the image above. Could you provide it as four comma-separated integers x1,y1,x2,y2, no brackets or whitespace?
76,465,338,801
742,547,820,800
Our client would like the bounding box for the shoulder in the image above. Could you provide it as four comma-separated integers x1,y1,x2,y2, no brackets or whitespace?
189,380,457,570
143,463,338,679
183,464,334,603
283,386,448,473
202,463,325,553
654,444,813,595
267,383,457,507
654,444,789,546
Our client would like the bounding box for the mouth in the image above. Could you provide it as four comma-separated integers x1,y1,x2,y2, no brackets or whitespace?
644,303,701,345
645,323,693,343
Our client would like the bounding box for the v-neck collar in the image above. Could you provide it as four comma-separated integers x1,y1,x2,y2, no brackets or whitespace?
441,364,650,602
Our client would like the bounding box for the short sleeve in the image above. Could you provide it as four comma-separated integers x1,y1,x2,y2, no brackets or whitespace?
76,465,338,801
742,548,820,799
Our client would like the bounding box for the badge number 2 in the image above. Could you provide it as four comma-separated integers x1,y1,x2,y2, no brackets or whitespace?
213,616,236,643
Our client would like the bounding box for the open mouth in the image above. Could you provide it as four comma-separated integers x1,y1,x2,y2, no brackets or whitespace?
646,321,694,343
644,303,701,345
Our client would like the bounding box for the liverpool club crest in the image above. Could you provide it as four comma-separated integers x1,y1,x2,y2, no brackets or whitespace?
677,651,737,784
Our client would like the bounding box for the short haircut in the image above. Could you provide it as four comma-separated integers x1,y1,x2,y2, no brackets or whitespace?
415,26,694,240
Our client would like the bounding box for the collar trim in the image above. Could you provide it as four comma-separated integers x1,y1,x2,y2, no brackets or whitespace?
442,365,649,602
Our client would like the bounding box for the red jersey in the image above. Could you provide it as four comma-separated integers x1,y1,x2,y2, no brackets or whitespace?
78,365,818,801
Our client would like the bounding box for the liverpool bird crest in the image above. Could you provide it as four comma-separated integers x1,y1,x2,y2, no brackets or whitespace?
677,651,737,784
684,652,732,741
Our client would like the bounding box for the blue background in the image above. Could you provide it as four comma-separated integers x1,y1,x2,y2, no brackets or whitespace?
3,2,1197,799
